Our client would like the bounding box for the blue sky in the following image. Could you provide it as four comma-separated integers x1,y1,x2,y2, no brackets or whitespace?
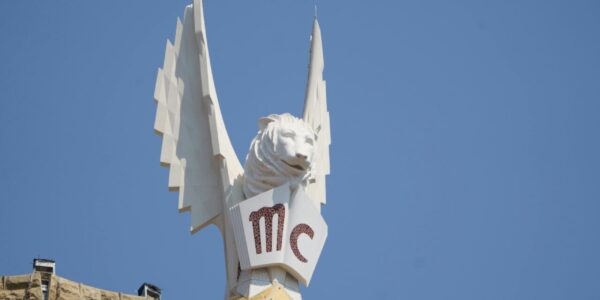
1,0,599,299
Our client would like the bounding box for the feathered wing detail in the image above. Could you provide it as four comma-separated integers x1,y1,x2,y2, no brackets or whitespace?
154,0,243,234
303,19,330,208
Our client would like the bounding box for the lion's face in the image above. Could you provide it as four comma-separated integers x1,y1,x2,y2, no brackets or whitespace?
243,113,316,198
271,119,315,174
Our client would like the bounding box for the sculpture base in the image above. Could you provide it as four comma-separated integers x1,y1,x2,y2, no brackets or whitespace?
231,280,292,300
234,267,301,300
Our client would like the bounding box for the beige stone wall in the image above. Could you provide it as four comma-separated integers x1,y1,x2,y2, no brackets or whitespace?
0,273,147,300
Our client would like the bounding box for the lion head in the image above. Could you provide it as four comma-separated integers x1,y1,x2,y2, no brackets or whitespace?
243,113,316,198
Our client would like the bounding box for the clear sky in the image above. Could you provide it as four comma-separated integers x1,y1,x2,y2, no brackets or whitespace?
1,0,599,299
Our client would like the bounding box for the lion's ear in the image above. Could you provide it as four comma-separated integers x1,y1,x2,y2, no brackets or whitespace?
258,115,279,130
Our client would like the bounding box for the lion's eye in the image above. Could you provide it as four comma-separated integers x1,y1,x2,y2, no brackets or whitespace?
305,137,314,145
281,130,295,138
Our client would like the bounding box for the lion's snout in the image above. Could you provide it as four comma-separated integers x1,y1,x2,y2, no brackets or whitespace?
295,153,308,160
293,151,312,169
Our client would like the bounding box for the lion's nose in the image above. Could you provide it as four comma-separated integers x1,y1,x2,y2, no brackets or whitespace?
296,153,308,160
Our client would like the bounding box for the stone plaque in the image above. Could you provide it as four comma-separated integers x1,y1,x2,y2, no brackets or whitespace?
229,184,327,286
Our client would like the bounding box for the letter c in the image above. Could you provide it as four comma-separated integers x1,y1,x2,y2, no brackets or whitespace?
290,223,314,263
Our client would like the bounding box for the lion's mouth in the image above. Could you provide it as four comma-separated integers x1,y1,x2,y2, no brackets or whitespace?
281,160,306,171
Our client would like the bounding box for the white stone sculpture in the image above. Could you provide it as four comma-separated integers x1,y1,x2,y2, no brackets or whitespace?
153,1,329,299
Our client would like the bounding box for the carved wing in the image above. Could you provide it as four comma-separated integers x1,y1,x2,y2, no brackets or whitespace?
303,19,330,207
154,0,243,233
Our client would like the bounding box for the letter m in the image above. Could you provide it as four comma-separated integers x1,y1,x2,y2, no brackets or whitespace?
248,204,285,254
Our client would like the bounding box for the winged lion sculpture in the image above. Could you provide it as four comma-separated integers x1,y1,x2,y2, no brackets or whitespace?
153,1,329,299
